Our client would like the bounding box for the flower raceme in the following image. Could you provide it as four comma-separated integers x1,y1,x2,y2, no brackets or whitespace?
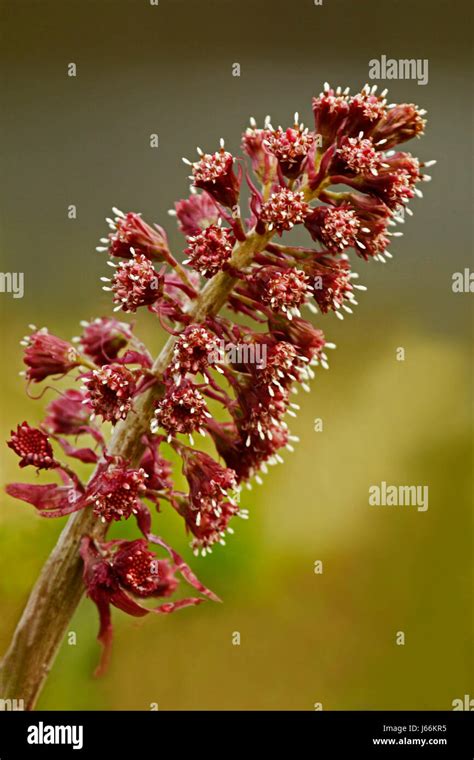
6,84,433,672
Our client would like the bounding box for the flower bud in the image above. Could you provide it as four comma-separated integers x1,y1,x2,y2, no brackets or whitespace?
104,211,170,261
191,149,240,209
22,328,80,382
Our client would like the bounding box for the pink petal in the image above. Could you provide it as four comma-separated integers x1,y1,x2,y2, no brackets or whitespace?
153,597,205,614
5,482,84,516
57,437,99,463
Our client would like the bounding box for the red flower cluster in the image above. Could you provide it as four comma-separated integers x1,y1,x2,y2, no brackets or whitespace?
87,464,148,523
108,253,163,312
21,327,80,383
6,83,431,672
8,422,57,470
80,536,216,674
258,187,310,233
82,364,136,424
305,205,361,253
249,267,311,317
184,224,234,278
152,381,211,441
171,325,219,375
263,119,315,179
99,210,170,261
187,146,240,209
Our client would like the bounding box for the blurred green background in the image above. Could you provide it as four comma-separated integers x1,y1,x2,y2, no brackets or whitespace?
0,0,472,709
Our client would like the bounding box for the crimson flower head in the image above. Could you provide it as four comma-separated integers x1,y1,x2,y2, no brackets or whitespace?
81,536,207,675
312,85,351,149
305,255,357,314
100,209,170,261
22,328,80,383
8,422,57,470
335,136,382,177
83,364,136,423
234,378,289,447
359,170,415,211
342,192,392,260
173,193,219,236
86,463,148,522
382,152,421,185
255,340,302,389
305,205,361,253
190,146,240,209
108,253,163,312
269,316,326,363
241,118,277,184
171,325,219,376
209,418,290,483
173,448,242,554
181,446,237,514
184,224,234,278
152,381,211,440
263,120,315,179
258,187,309,234
112,540,177,597
77,317,132,366
180,497,241,556
249,267,310,317
370,103,426,149
343,88,387,141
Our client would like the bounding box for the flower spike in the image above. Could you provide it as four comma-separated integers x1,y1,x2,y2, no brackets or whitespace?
6,83,432,674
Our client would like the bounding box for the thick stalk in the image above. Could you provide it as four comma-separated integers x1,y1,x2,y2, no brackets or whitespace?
0,229,270,710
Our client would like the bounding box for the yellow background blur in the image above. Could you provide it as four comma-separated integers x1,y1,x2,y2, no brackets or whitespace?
0,0,472,709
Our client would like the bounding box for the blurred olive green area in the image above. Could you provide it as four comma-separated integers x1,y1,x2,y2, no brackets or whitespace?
0,0,472,710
